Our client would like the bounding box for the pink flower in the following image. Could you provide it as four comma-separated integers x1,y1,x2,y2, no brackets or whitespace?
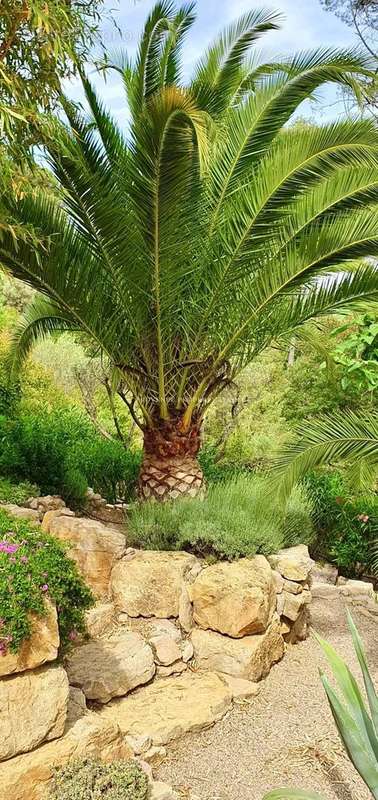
41,584,49,592
0,619,4,628
68,630,78,641
357,514,369,523
9,557,16,563
42,572,48,578
20,556,28,564
0,542,19,554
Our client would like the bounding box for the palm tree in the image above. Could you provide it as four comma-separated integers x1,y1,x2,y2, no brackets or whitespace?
1,2,378,501
271,409,378,497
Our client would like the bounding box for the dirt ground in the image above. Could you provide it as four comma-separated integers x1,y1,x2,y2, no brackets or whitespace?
157,596,378,800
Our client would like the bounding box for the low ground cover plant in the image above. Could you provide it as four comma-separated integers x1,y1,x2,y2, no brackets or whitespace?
48,758,149,800
129,475,313,560
0,509,93,656
0,477,39,505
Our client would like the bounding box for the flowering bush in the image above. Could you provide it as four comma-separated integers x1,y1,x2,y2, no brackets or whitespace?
0,509,94,656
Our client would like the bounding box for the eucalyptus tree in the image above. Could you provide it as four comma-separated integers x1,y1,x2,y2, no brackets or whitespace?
1,2,378,500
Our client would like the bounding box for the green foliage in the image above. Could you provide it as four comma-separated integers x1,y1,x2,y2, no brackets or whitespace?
331,313,378,395
0,509,93,655
0,408,140,506
327,495,378,576
129,476,313,560
303,470,378,575
0,476,38,504
0,0,107,147
48,758,149,800
1,4,378,438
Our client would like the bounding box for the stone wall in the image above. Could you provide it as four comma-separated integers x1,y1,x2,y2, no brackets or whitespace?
0,503,315,800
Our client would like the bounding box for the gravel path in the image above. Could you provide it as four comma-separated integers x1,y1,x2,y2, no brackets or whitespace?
157,596,378,800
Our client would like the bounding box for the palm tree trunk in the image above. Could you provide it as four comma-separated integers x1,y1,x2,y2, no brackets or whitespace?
138,418,204,501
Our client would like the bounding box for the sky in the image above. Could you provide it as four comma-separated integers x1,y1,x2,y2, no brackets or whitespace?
67,0,360,126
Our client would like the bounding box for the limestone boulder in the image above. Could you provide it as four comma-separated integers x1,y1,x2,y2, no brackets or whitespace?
0,713,132,800
41,508,75,533
0,601,59,677
156,661,187,677
191,556,275,638
281,588,311,622
98,670,232,745
111,551,198,618
191,615,284,681
338,579,375,601
85,602,116,639
311,582,340,599
49,515,126,598
65,630,155,703
0,664,69,761
67,686,87,726
28,495,66,513
268,545,314,582
217,674,260,700
149,634,182,666
284,607,310,644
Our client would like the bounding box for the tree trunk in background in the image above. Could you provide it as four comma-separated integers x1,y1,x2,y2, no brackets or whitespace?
138,418,204,502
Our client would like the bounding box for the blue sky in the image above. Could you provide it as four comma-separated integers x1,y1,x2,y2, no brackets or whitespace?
67,0,359,125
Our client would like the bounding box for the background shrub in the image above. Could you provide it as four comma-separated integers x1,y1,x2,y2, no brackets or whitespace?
48,758,149,800
0,408,140,506
0,509,93,654
129,475,314,560
303,470,378,575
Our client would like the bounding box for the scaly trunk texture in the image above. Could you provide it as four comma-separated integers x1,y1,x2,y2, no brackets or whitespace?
138,418,204,502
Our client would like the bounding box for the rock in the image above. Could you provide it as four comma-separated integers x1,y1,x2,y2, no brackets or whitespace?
311,582,340,599
272,570,284,593
85,602,116,638
150,780,179,800
0,713,132,800
144,746,167,763
65,630,155,703
178,584,193,632
217,674,260,700
311,561,338,585
280,619,291,635
0,601,59,677
150,619,182,643
182,640,194,662
191,556,275,637
0,664,68,761
191,615,284,681
98,671,232,745
0,504,40,523
283,579,303,595
268,545,314,582
150,635,182,666
156,662,187,677
67,686,87,726
125,734,152,755
49,515,126,598
284,607,310,644
29,495,65,513
111,551,198,618
41,508,74,533
338,579,375,601
281,590,306,622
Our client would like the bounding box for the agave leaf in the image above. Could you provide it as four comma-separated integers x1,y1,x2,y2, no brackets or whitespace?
321,673,378,799
347,611,378,738
314,632,378,761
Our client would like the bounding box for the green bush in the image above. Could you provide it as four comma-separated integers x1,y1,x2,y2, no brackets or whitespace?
48,758,149,800
303,470,378,574
0,509,93,655
129,475,313,560
0,408,140,506
0,477,39,504
199,444,249,483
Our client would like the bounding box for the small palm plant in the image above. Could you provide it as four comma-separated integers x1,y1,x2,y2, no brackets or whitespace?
1,2,378,499
263,612,378,800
